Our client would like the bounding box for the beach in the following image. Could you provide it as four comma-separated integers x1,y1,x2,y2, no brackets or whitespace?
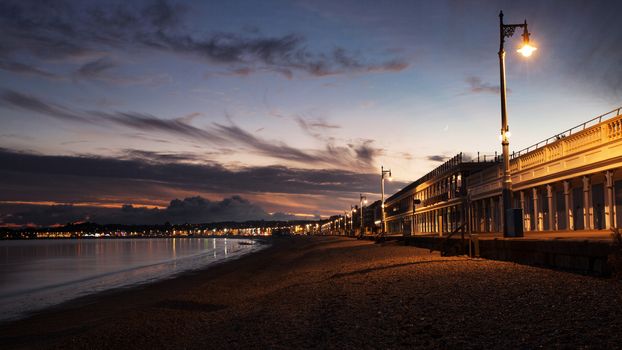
2,236,622,349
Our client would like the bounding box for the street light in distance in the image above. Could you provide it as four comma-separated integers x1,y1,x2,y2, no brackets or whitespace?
380,166,392,236
359,194,367,237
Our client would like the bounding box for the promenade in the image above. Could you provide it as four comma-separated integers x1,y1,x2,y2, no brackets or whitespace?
3,236,622,349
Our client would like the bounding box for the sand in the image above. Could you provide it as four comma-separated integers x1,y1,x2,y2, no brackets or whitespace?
2,236,622,349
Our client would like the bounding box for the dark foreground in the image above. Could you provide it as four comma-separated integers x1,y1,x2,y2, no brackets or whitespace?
2,236,622,349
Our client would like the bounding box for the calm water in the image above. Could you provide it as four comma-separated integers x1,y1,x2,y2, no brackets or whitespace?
0,238,264,321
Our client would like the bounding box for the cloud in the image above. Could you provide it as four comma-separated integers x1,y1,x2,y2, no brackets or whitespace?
1,203,92,227
73,57,172,86
75,57,118,79
0,90,88,122
352,140,382,164
464,76,503,95
213,123,320,163
95,110,228,143
0,148,406,199
118,149,208,164
142,31,408,78
295,116,340,131
0,60,60,79
0,89,224,141
426,155,446,162
0,0,408,79
0,148,409,225
0,89,380,170
295,115,340,140
0,195,300,226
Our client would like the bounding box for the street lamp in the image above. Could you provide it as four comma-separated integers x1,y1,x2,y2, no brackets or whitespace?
381,166,392,235
350,205,356,236
359,194,368,237
498,10,536,237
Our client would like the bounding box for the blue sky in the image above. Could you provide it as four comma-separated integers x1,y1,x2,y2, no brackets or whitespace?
1,0,620,226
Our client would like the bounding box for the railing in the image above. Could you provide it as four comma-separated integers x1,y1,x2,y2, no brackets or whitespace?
422,192,449,207
511,106,622,159
469,152,502,163
501,108,622,173
435,223,467,256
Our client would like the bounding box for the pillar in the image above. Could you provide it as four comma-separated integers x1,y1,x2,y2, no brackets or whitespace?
606,170,615,229
519,191,527,232
583,176,591,230
473,201,481,232
532,187,541,231
490,197,495,232
482,199,490,232
546,184,554,231
564,180,573,231
467,202,477,232
499,195,505,234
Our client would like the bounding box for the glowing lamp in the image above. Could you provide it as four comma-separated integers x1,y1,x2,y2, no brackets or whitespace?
517,43,537,57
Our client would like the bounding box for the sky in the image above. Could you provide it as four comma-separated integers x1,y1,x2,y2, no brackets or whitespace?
1,0,621,226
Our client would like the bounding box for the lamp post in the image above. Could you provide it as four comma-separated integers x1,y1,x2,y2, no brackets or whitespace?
350,205,356,236
498,10,536,237
359,194,367,237
381,166,392,235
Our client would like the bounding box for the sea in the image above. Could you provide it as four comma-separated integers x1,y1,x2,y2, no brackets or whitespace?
0,237,265,322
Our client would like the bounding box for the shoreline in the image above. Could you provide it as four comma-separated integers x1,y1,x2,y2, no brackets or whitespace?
0,235,274,241
3,236,622,349
0,237,278,347
0,236,269,323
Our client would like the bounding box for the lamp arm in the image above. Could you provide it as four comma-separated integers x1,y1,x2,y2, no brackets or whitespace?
499,11,527,52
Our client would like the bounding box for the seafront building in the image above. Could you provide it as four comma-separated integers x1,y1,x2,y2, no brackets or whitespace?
384,153,497,236
384,107,622,236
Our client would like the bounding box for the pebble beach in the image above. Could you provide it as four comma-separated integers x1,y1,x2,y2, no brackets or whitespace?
2,236,622,349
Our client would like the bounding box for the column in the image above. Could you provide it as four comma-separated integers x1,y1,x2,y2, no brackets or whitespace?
469,202,474,233
606,170,615,229
499,195,505,234
482,199,489,232
532,187,541,231
472,201,480,232
564,180,573,231
583,176,591,230
460,203,465,231
519,191,527,232
437,209,442,237
475,201,480,232
489,197,494,232
546,184,554,231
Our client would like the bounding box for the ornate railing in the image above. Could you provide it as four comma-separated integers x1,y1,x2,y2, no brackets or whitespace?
511,106,622,159
509,109,622,171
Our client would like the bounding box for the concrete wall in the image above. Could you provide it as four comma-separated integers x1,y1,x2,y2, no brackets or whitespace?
404,236,611,276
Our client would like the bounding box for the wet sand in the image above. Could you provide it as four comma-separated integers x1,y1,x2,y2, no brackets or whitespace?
2,236,622,349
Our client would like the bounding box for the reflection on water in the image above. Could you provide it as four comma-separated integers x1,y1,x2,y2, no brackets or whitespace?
0,238,263,321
